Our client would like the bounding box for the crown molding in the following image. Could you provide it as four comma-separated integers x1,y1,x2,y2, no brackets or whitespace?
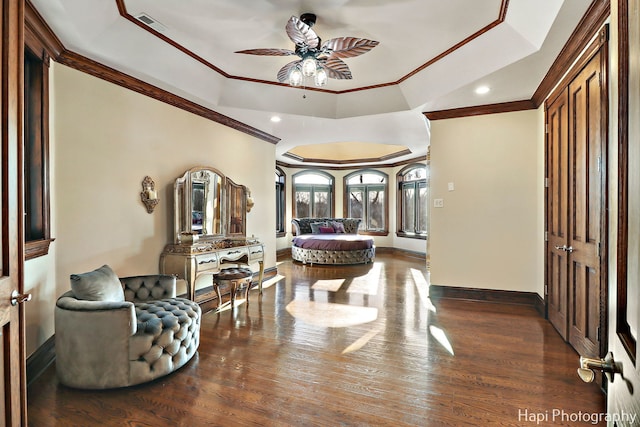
56,50,280,144
282,148,412,165
424,100,536,121
423,0,609,121
25,1,279,145
25,0,64,58
532,0,610,106
276,155,427,171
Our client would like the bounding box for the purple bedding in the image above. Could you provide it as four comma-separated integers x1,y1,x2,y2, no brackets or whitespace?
292,234,374,251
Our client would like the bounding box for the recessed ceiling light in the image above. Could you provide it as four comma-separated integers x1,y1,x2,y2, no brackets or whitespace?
475,86,490,95
270,116,281,123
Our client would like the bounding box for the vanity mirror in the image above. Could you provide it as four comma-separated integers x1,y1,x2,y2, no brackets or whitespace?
163,166,264,303
174,166,224,242
226,178,247,237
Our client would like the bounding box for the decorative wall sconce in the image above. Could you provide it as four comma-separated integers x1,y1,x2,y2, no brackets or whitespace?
140,176,159,214
246,189,255,213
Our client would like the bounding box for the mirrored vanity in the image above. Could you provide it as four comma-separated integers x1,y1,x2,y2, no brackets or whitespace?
160,166,264,302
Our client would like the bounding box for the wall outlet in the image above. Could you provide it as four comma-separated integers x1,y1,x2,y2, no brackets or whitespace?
433,198,444,208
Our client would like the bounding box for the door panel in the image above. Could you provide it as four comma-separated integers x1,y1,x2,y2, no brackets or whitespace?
546,89,569,339
569,262,599,356
567,52,604,358
608,0,640,421
1,0,27,425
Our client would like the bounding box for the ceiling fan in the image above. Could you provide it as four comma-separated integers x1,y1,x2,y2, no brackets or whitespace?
235,13,379,87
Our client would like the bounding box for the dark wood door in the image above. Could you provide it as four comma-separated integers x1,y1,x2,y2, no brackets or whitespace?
608,0,640,419
546,88,569,340
566,49,605,358
1,0,28,425
545,32,607,360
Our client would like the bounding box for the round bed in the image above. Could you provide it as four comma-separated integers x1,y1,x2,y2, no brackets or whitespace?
291,218,376,266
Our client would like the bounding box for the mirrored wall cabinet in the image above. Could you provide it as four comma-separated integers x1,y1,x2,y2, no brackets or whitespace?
160,166,263,303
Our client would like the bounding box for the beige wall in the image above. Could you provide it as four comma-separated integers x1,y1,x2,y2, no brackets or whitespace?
429,109,544,294
24,63,276,355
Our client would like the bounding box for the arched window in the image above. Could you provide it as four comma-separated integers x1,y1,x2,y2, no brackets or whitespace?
397,164,428,239
292,170,334,218
276,167,286,236
344,170,388,234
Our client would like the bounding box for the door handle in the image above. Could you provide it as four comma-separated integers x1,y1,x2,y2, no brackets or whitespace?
553,245,575,253
10,290,32,306
565,246,574,253
577,352,620,383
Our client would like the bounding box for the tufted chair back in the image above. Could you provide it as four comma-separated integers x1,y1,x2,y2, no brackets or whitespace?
121,274,176,301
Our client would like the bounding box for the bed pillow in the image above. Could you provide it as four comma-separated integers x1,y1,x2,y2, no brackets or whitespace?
318,226,335,233
70,264,125,302
310,222,328,234
331,221,346,233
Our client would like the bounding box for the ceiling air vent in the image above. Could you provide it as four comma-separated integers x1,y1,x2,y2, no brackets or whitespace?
135,13,167,33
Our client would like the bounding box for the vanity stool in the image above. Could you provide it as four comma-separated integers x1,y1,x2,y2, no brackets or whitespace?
212,267,253,310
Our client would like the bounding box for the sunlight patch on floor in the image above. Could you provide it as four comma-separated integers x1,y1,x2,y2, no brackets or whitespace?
261,274,285,290
347,262,382,295
215,298,247,313
342,326,382,354
410,268,436,313
429,325,454,355
312,279,345,292
286,300,378,328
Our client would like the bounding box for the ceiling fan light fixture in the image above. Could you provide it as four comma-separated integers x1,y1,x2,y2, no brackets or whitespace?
289,67,303,86
236,14,378,88
301,57,317,77
314,68,328,86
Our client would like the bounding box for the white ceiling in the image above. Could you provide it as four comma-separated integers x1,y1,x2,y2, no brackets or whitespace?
31,0,593,167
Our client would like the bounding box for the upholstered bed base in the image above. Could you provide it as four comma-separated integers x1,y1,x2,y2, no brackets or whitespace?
291,245,375,265
291,218,376,266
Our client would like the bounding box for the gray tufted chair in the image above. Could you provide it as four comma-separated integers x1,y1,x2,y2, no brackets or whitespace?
55,274,201,389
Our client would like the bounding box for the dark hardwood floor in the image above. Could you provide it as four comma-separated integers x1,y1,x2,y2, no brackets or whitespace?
27,254,605,426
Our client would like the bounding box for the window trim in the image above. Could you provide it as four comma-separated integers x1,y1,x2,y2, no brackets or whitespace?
276,167,286,238
343,169,389,236
396,163,428,240
291,170,335,222
24,24,54,260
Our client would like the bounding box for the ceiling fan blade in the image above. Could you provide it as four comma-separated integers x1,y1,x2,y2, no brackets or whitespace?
235,48,296,56
286,16,320,49
277,60,301,83
322,37,379,59
321,58,352,80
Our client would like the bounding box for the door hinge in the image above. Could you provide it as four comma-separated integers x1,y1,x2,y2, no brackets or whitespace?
597,156,601,172
544,231,548,241
597,242,601,258
545,123,549,134
544,177,549,188
544,283,548,294
597,326,601,342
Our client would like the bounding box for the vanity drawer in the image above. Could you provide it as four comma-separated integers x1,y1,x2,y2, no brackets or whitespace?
195,253,218,271
249,244,264,262
218,247,249,263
